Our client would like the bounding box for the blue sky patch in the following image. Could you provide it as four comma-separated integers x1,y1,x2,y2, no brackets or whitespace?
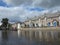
0,0,7,7
26,7,45,11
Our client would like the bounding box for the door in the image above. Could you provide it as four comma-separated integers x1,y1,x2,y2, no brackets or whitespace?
53,21,57,27
47,22,50,26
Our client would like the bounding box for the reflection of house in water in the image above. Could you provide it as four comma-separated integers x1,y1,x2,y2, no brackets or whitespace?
24,13,60,27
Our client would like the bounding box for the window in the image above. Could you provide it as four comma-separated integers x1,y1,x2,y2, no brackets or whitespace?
47,22,50,26
53,21,57,27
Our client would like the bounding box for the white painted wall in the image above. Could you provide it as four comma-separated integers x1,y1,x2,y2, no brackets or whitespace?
59,16,60,26
17,23,21,29
38,23,41,27
39,19,42,27
44,17,47,26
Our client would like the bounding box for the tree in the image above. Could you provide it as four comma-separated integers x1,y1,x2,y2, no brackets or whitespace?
1,18,9,28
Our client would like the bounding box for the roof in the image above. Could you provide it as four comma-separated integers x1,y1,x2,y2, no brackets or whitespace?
24,12,60,22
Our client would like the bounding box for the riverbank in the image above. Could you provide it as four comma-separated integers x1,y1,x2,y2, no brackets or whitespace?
20,27,60,31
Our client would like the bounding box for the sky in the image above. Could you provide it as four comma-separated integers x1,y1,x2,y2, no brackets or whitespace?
0,0,60,22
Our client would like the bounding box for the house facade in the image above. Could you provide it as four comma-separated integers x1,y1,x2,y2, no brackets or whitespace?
24,13,60,28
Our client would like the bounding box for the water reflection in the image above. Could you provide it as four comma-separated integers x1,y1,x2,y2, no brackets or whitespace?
18,30,60,45
1,30,8,45
18,30,20,37
0,30,60,45
2,30,8,40
19,30,60,42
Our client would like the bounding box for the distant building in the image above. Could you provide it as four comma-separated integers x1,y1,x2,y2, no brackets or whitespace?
12,23,17,30
11,22,25,30
24,13,60,27
11,12,60,29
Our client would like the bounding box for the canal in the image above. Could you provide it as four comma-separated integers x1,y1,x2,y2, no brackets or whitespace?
0,30,60,45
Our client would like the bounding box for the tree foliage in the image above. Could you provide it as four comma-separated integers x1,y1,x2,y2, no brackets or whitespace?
1,18,9,27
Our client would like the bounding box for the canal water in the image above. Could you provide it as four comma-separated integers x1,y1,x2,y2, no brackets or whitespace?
0,30,60,45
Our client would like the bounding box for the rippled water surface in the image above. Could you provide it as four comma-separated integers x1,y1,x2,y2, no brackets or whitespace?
0,30,60,45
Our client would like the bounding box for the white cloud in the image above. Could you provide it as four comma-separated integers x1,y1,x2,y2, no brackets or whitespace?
0,6,44,22
1,0,60,22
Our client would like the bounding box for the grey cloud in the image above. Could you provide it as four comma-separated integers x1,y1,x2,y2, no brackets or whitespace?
32,0,60,8
3,0,33,6
44,0,60,8
3,0,60,8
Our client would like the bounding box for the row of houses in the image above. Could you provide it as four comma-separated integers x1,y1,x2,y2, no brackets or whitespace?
12,12,60,29
24,12,60,28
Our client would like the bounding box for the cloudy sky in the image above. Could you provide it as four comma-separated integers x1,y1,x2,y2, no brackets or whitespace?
0,0,60,22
